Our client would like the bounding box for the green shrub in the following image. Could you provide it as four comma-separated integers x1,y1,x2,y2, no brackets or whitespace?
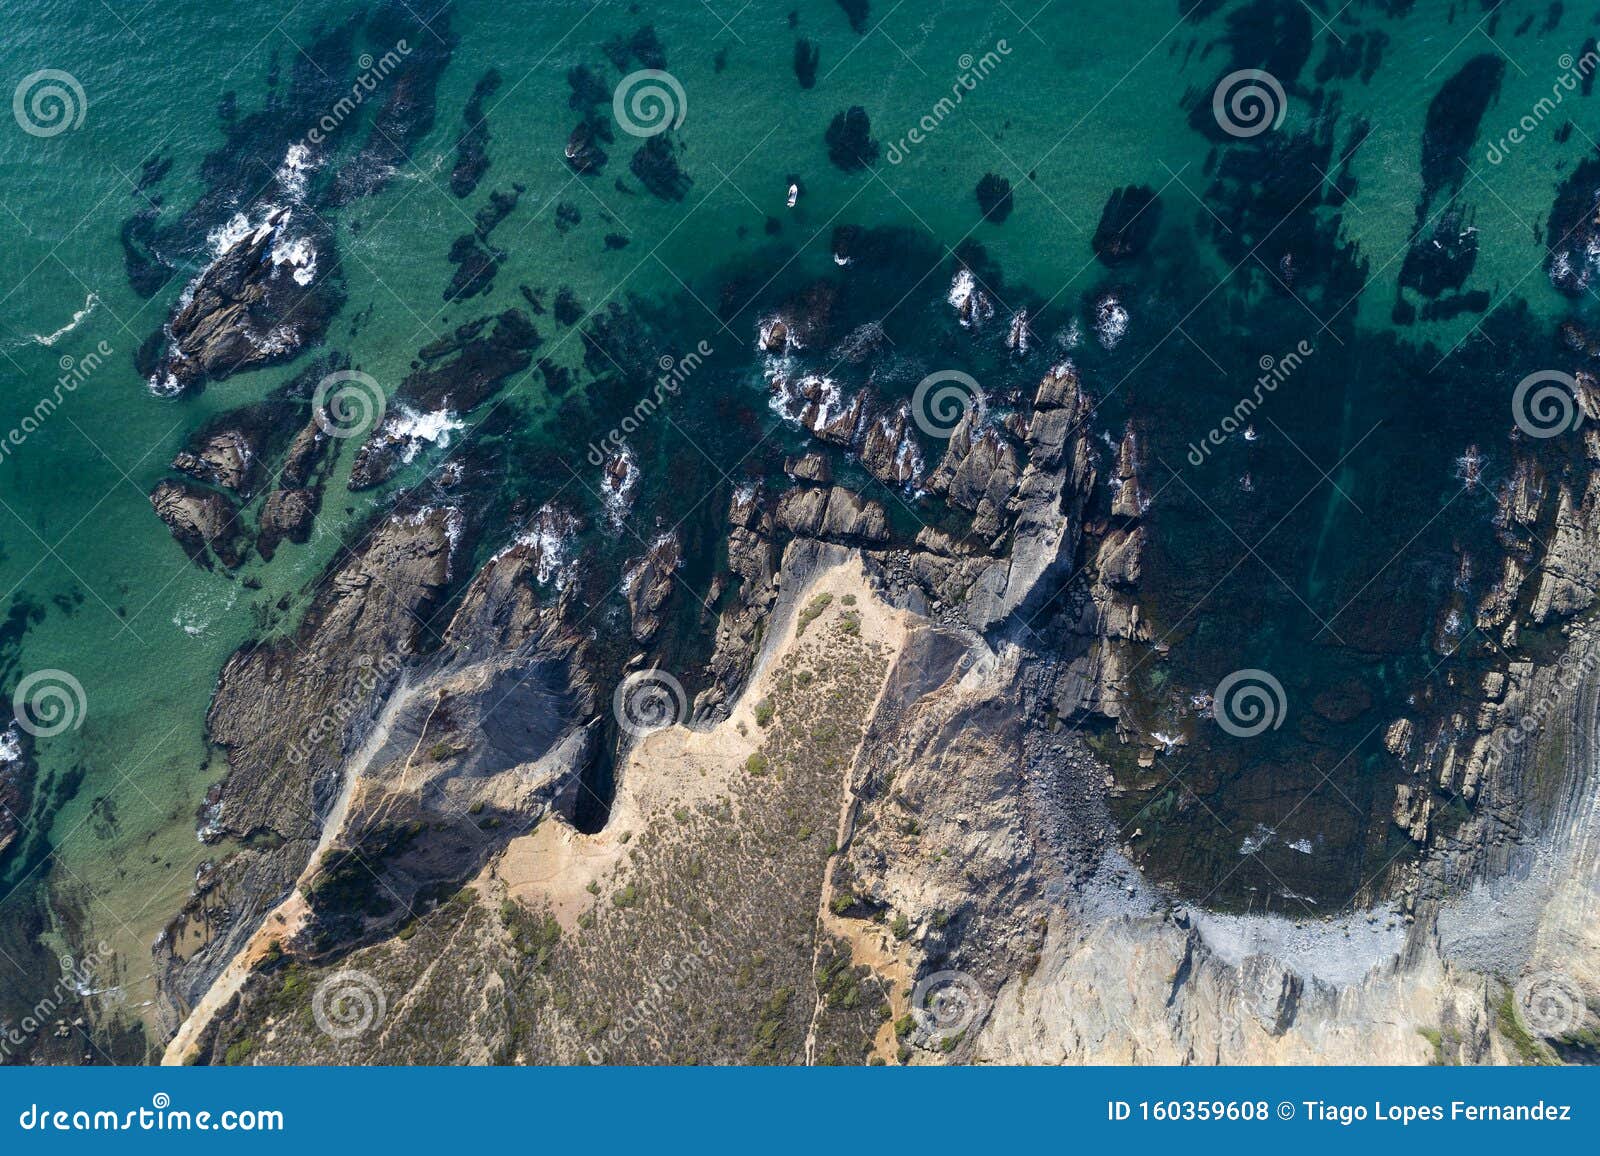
796,593,834,636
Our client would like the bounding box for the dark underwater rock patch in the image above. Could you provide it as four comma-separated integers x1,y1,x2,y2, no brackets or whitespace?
794,38,821,88
1420,54,1504,198
450,68,502,198
1546,156,1600,295
976,173,1014,223
1092,185,1162,264
825,106,879,171
630,135,692,201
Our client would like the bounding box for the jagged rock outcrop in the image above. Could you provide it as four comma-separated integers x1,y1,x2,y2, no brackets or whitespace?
171,428,256,494
858,400,922,488
255,488,319,560
158,502,602,1038
147,209,341,394
1531,481,1600,622
784,452,832,483
953,362,1099,630
208,507,458,840
927,421,1019,541
775,485,889,544
150,479,244,569
156,507,457,1022
349,310,539,489
768,371,863,445
694,488,780,718
622,531,682,644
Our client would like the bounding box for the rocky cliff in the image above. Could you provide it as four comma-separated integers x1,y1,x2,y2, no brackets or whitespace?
158,349,1600,1066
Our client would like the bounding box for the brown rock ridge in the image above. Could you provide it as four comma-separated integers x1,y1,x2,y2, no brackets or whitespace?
147,208,341,394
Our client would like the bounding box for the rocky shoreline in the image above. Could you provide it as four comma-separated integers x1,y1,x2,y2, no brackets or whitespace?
151,323,1600,1062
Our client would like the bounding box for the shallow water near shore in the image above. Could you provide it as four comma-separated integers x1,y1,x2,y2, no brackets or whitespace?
1,0,1596,1042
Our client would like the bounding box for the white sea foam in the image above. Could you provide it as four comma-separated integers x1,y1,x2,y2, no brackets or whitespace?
387,405,464,460
271,233,317,286
601,442,640,531
29,293,98,346
1,723,22,766
1094,295,1129,349
947,269,993,328
206,211,256,256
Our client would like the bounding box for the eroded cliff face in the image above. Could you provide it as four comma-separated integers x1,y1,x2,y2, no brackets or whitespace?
159,352,1600,1067
167,546,901,1064
157,506,596,1048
